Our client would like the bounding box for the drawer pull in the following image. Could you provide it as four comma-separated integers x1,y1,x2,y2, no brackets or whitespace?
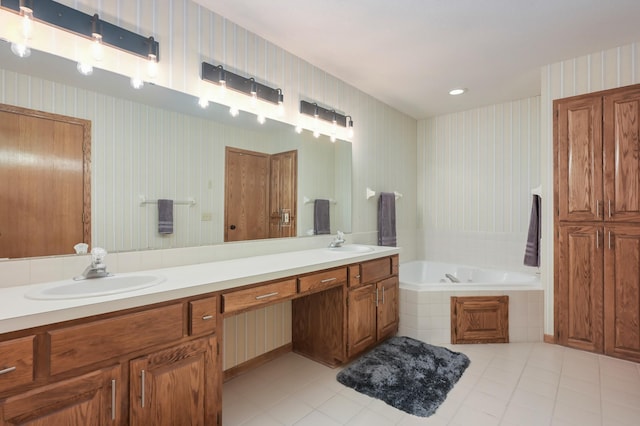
355,275,361,279
321,277,337,283
0,366,16,375
201,315,214,321
255,292,279,300
111,379,116,420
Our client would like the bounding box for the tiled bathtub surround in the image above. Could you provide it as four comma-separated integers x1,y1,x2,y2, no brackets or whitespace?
399,289,544,345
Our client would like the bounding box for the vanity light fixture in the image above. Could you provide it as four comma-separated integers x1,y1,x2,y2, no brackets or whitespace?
200,62,284,106
90,13,103,61
0,0,160,65
449,88,467,96
8,0,33,58
300,100,354,135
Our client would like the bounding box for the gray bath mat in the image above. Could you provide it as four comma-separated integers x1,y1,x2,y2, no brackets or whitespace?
336,336,470,417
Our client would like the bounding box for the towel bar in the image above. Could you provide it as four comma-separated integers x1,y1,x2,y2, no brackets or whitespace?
139,195,196,206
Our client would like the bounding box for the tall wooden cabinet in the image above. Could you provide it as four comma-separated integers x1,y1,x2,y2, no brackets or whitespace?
554,84,640,362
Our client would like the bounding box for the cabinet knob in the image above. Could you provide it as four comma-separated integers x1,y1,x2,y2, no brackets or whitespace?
230,225,236,230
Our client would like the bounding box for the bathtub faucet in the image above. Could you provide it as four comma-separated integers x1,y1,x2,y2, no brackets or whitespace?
445,273,460,283
329,231,345,248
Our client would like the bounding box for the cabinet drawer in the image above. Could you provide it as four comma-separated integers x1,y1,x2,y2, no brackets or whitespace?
391,255,399,275
190,296,217,336
348,265,361,287
0,336,34,393
222,279,297,314
361,257,392,283
298,268,347,294
48,303,184,376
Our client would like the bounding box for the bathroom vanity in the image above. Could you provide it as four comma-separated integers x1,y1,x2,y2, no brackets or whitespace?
0,246,399,425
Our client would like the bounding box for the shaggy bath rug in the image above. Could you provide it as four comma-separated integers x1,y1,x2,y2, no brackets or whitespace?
336,336,470,417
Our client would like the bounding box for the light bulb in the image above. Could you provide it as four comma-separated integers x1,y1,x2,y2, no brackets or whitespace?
198,97,209,109
257,114,265,124
330,134,336,143
10,42,31,58
295,125,303,134
147,54,158,79
20,8,33,39
313,129,320,138
348,127,354,138
130,77,144,89
229,106,239,117
91,35,103,61
77,62,93,76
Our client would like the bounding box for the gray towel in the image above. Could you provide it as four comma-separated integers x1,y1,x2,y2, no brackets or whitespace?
314,199,330,235
524,195,541,267
158,199,174,234
378,192,397,247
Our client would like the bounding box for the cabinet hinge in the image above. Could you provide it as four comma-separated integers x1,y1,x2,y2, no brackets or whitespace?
217,412,221,426
217,342,220,356
346,297,349,307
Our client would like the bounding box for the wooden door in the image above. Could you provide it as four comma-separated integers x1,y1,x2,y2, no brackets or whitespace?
224,147,269,242
0,365,120,426
269,150,297,238
0,105,90,258
556,225,604,353
555,96,603,222
604,225,640,362
376,277,399,341
347,284,376,358
603,87,640,222
130,337,217,426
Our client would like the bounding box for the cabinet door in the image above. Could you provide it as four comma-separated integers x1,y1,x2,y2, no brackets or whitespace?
604,88,640,222
130,336,219,426
347,284,376,358
604,226,640,362
376,277,399,341
555,96,603,222
0,365,120,426
556,225,604,353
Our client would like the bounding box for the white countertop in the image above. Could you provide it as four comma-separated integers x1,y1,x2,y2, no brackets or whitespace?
0,245,400,334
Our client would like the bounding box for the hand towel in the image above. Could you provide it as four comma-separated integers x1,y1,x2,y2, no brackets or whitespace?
523,194,541,267
158,199,174,234
314,199,330,235
378,192,397,247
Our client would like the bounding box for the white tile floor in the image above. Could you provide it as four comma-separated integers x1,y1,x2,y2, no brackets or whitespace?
222,341,640,425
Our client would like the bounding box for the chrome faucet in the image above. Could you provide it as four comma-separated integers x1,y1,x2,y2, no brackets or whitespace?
445,273,460,283
75,247,112,280
329,231,346,248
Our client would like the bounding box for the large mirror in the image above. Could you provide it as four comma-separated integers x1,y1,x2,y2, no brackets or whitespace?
0,45,352,259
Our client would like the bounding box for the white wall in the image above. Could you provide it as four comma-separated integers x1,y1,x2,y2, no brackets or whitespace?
417,97,541,271
540,41,640,335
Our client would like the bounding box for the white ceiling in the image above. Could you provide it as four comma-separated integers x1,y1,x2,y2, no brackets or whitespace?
194,0,640,119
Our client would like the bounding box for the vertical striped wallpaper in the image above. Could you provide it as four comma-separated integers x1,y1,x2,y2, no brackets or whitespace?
540,41,640,334
418,97,540,233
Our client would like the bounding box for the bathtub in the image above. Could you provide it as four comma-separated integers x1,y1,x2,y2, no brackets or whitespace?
398,260,543,344
400,260,540,291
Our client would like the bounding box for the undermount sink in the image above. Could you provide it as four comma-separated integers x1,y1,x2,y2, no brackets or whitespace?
25,275,166,300
327,245,375,253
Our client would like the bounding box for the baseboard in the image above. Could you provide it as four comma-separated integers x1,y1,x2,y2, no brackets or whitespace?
543,334,557,344
223,343,293,382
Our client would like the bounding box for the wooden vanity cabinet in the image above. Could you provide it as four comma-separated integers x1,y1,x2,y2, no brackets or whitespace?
129,336,218,426
0,296,222,426
0,365,121,425
346,256,399,358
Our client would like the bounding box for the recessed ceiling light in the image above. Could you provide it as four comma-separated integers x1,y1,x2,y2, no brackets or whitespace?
449,88,467,96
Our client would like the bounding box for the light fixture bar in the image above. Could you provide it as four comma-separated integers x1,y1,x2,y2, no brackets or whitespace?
201,62,282,105
300,100,350,128
0,0,160,60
